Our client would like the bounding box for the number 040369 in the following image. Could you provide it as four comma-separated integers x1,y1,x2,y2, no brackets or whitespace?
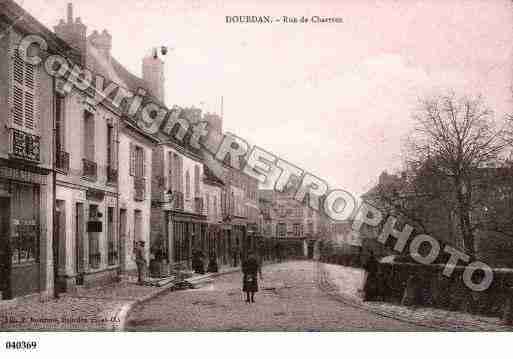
5,341,38,350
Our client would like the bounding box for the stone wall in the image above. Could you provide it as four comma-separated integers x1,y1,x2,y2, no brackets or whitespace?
372,261,513,318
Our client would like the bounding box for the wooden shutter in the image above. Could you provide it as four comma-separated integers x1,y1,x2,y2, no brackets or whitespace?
194,165,200,196
11,47,38,131
185,170,190,198
167,152,175,191
142,148,146,178
129,143,135,176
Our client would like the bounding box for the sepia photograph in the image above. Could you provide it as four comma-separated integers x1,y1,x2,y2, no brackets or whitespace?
1,0,513,355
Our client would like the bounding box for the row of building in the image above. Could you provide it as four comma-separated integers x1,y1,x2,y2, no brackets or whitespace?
0,1,331,301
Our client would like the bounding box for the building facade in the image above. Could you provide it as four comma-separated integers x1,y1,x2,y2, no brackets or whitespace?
202,164,225,264
49,3,163,290
150,131,208,270
259,187,322,260
0,1,85,300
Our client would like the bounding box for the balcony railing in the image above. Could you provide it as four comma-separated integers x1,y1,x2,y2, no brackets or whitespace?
195,197,204,214
107,166,118,184
173,191,184,211
10,128,40,162
82,158,97,181
134,177,146,201
56,150,70,173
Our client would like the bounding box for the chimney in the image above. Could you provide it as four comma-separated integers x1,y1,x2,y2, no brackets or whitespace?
88,29,112,62
54,3,87,63
204,113,223,134
142,54,165,103
67,3,73,23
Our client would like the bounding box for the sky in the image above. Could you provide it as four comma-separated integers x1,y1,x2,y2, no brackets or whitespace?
19,0,513,197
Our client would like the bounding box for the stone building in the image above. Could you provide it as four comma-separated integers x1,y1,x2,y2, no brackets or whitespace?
259,187,322,260
0,0,75,300
51,3,159,289
150,130,207,269
202,164,225,264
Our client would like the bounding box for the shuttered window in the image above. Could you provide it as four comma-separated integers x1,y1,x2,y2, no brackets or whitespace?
130,144,146,178
11,47,38,132
194,165,200,196
172,154,183,193
185,170,190,199
167,152,177,191
83,112,95,161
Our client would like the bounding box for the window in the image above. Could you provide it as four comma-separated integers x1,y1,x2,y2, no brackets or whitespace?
55,96,65,152
167,152,173,190
308,222,314,234
293,223,302,236
213,196,218,218
84,111,95,161
107,207,117,265
11,46,38,131
130,144,145,178
277,223,286,237
206,193,210,215
10,183,40,265
185,170,191,199
194,165,200,196
173,154,183,193
106,123,114,167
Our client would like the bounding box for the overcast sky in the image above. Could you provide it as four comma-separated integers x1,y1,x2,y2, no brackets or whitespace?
20,0,513,196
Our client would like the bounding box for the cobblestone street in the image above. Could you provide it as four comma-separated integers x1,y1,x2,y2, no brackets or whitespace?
126,261,424,331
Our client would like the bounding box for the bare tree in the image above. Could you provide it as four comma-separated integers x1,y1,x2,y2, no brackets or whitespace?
404,93,509,255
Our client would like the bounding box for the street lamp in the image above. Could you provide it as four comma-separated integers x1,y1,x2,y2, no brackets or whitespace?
151,46,172,59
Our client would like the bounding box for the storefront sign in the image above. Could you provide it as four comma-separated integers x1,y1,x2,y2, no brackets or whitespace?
86,188,105,202
0,166,46,184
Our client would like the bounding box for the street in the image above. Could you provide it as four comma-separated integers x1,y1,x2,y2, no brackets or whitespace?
126,261,424,331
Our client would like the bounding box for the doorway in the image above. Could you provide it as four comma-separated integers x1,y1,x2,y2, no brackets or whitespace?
119,209,127,271
0,198,11,299
75,203,84,285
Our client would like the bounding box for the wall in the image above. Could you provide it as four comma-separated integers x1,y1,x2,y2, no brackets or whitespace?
118,130,153,271
204,182,222,224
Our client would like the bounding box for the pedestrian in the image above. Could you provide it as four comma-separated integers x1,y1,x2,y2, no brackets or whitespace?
192,248,205,274
135,241,147,285
232,246,239,267
362,250,378,301
242,251,260,303
207,252,219,273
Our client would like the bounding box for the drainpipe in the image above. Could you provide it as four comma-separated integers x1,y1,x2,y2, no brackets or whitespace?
51,77,59,299
115,118,120,278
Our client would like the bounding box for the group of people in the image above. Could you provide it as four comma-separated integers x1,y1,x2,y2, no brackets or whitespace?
191,250,219,274
134,241,263,304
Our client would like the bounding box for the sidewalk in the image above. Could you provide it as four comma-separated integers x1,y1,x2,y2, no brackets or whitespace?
0,266,240,332
319,262,512,331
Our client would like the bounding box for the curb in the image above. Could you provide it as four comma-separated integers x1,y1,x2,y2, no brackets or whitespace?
116,266,242,331
316,262,443,331
317,262,511,331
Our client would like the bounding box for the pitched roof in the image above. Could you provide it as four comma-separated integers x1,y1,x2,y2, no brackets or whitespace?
0,0,79,61
203,164,224,186
82,40,205,154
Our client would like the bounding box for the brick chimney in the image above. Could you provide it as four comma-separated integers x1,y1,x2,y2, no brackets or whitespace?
142,53,165,103
54,3,87,62
88,29,112,62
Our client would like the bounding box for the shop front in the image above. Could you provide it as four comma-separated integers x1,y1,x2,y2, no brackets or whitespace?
168,212,207,269
0,162,50,300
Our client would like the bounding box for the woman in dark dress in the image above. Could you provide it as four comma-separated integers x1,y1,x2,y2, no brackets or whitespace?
363,251,379,301
242,252,260,303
